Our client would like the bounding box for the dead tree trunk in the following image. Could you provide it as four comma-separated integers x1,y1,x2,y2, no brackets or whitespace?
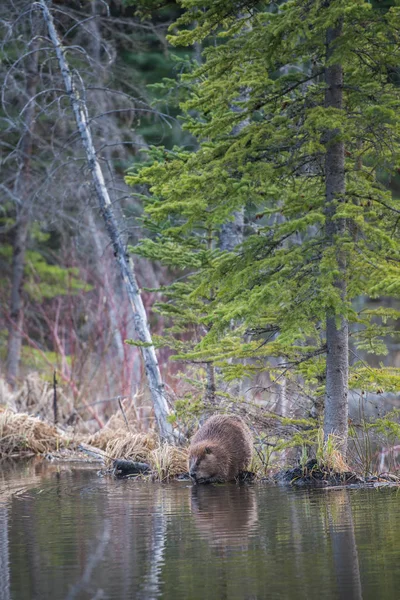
39,0,174,442
323,20,348,455
6,37,40,389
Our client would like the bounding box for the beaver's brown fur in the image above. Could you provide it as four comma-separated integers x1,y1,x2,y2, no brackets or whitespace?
188,415,253,483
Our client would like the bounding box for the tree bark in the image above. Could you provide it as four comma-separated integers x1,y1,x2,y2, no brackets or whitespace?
219,94,248,252
205,362,216,404
39,0,175,442
215,87,249,397
6,36,40,389
6,216,29,388
220,211,244,252
323,20,348,454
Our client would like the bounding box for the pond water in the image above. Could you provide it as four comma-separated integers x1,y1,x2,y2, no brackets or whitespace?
0,462,399,600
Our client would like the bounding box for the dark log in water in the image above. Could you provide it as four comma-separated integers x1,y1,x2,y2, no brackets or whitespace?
113,459,151,477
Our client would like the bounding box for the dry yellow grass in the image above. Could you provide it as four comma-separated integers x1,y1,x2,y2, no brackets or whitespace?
0,378,206,479
0,410,190,480
97,429,189,480
150,444,188,481
0,408,69,456
104,431,157,464
87,426,127,452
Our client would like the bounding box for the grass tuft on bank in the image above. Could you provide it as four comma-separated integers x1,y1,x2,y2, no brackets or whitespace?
0,408,68,456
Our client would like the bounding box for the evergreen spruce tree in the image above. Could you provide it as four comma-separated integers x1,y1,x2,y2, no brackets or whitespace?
127,0,400,454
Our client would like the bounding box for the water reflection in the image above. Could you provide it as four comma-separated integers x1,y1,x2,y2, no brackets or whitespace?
137,487,168,600
1,464,399,600
326,490,363,600
0,505,10,600
190,484,257,554
65,520,111,600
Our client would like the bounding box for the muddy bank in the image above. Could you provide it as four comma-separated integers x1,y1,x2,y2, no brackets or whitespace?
275,459,400,488
2,408,399,487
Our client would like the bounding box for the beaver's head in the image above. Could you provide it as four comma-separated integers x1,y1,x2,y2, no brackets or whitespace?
188,442,227,484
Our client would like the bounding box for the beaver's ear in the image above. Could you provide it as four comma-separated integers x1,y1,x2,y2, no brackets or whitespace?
205,446,212,455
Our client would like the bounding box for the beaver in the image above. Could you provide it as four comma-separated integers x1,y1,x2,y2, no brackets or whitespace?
188,415,253,483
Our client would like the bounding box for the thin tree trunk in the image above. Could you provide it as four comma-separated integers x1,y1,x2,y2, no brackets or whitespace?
39,0,175,441
216,208,245,399
219,91,248,253
6,216,29,388
6,37,40,389
205,362,216,404
323,20,348,454
218,92,249,397
220,211,244,252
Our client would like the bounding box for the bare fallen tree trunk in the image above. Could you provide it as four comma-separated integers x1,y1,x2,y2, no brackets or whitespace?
38,0,174,441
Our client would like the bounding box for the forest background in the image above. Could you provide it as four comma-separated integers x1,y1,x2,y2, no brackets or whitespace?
1,0,192,426
1,0,400,472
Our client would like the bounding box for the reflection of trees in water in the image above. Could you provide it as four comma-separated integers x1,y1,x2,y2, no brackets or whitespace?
137,486,167,600
6,469,130,598
190,484,258,555
180,486,365,600
0,506,10,600
326,490,363,600
5,468,400,600
2,480,365,600
66,520,110,600
282,490,362,600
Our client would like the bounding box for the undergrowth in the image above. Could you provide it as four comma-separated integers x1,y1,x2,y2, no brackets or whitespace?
1,376,399,480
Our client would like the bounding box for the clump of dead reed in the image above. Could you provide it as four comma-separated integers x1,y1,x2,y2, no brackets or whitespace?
0,408,69,457
150,444,188,481
104,431,157,464
93,428,188,480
